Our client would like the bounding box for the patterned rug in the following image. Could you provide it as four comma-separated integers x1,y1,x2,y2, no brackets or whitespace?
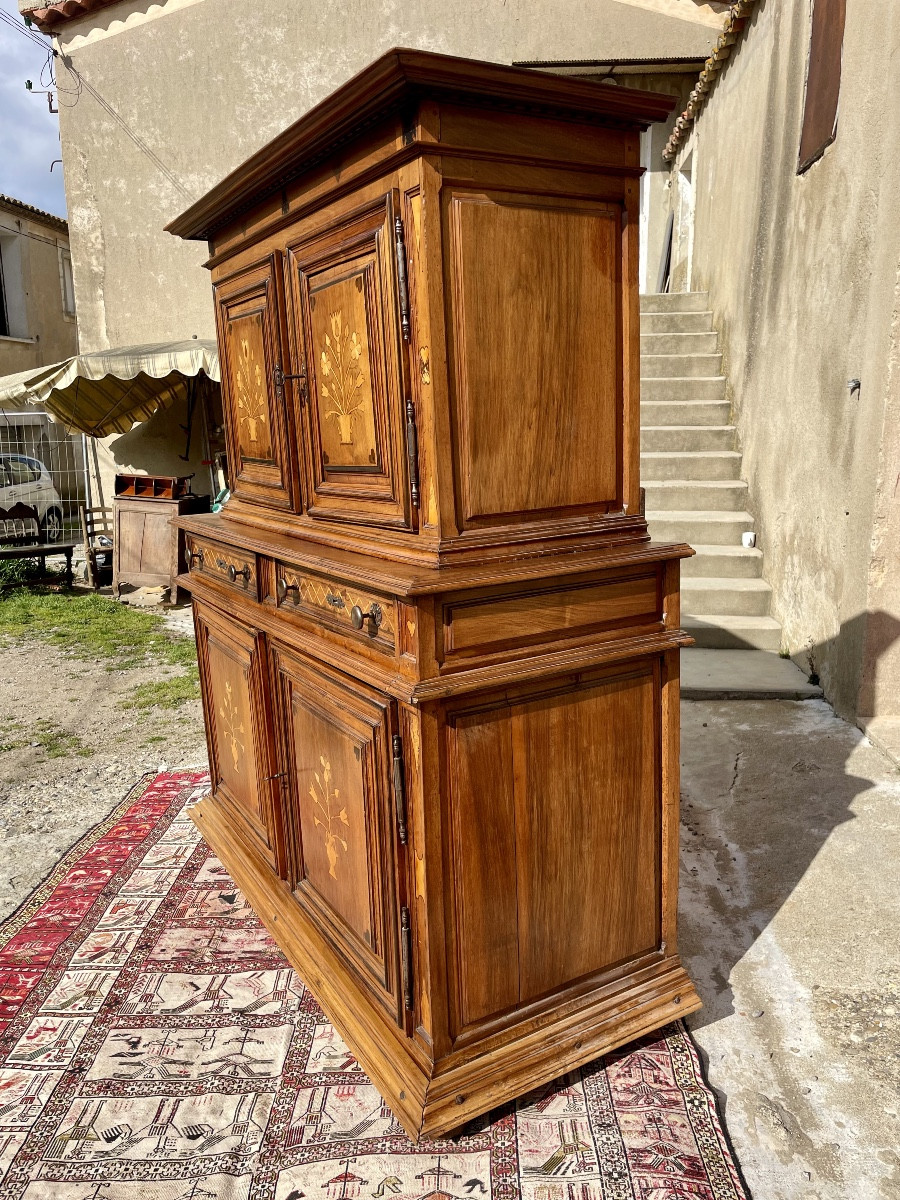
0,770,749,1200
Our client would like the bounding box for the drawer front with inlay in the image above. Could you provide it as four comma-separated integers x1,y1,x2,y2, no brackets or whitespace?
187,536,258,598
442,571,661,659
274,562,396,652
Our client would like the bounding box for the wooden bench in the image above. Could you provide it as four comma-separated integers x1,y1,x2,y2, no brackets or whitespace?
0,540,79,587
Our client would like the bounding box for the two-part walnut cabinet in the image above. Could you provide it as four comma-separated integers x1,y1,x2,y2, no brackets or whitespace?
168,50,700,1139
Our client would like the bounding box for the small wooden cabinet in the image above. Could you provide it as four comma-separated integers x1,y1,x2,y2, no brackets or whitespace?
169,50,700,1140
112,477,209,602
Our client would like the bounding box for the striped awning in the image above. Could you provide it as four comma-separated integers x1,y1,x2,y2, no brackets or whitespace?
0,340,219,437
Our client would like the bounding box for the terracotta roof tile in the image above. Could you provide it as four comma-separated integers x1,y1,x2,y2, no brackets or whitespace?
0,193,67,231
662,0,757,162
19,0,122,33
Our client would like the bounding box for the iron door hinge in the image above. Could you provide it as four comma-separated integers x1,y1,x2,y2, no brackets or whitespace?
405,396,420,509
400,905,414,1011
391,733,408,844
394,216,411,342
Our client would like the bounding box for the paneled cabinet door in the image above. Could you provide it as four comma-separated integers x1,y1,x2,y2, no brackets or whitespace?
269,642,406,1024
215,254,295,510
287,193,413,531
194,601,284,875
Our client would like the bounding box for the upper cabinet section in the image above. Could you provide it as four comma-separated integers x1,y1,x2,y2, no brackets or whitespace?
170,50,674,565
215,255,294,510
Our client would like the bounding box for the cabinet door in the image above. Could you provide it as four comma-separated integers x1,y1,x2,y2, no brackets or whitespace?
215,254,295,510
194,601,284,875
269,642,405,1023
287,193,412,531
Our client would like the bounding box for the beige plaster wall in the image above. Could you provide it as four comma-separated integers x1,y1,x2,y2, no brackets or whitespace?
43,0,720,354
673,0,900,718
0,207,77,375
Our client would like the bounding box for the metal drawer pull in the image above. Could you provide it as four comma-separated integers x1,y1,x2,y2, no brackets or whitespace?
188,548,204,567
227,563,251,584
350,602,383,638
277,576,300,602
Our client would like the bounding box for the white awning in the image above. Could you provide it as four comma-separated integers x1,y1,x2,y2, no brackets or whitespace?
0,340,220,437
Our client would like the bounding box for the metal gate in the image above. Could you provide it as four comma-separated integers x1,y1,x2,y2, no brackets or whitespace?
0,409,90,545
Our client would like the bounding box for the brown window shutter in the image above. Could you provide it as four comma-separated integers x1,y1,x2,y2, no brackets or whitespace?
798,0,847,173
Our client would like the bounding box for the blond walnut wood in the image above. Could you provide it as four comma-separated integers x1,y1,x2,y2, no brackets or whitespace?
170,49,697,1141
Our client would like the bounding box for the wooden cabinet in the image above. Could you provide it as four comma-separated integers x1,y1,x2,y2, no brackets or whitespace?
113,486,209,603
170,50,699,1141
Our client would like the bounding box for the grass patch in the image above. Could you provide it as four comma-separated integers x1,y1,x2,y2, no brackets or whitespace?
0,589,200,707
0,717,91,759
0,557,61,592
127,676,200,711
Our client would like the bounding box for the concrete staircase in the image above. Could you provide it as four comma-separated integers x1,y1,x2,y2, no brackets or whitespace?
640,292,783,653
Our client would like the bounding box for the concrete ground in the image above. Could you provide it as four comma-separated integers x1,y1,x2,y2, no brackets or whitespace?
681,698,900,1200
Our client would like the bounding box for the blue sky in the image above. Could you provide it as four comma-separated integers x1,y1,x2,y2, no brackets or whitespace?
0,0,66,217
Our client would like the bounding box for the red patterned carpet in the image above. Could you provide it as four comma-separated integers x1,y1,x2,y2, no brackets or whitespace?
0,771,749,1199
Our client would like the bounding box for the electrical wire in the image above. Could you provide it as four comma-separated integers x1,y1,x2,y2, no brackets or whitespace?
0,9,50,51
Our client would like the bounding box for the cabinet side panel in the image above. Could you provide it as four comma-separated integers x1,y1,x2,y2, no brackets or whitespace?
448,708,519,1027
447,192,621,525
513,669,660,1001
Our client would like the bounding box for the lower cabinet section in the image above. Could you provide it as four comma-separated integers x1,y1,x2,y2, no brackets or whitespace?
190,590,700,1141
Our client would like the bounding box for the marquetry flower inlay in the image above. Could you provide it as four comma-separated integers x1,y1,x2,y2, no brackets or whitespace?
235,336,266,444
310,756,349,879
319,310,365,445
219,681,245,771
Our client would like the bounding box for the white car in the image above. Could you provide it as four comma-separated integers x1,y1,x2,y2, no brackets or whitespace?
0,455,64,543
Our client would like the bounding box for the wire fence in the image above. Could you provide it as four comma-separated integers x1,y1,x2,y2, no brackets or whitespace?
0,409,90,545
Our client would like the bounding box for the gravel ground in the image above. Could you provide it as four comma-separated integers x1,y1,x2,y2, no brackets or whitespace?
0,621,208,923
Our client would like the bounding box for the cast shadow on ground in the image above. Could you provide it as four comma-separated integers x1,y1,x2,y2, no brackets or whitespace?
678,610,900,1031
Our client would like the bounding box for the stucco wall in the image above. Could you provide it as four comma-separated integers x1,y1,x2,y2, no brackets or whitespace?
44,0,719,353
0,207,77,375
673,0,900,718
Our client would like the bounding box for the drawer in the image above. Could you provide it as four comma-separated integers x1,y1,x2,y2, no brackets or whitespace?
274,562,396,652
187,536,258,598
442,571,661,658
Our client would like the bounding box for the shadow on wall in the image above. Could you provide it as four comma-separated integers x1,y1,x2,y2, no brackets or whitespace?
679,610,900,1032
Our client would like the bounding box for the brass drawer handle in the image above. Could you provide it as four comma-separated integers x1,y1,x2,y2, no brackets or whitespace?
188,547,204,568
227,563,251,584
350,602,383,638
277,576,300,602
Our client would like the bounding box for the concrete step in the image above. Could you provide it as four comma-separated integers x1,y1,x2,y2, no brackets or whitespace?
647,510,755,545
640,377,727,402
641,352,723,379
682,576,772,617
682,545,763,579
641,450,741,481
640,310,714,335
683,614,783,651
641,425,736,451
641,400,731,427
641,331,718,355
681,648,822,700
644,479,749,511
640,291,710,313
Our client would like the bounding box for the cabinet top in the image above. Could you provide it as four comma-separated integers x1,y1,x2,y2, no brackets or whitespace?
167,47,674,243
